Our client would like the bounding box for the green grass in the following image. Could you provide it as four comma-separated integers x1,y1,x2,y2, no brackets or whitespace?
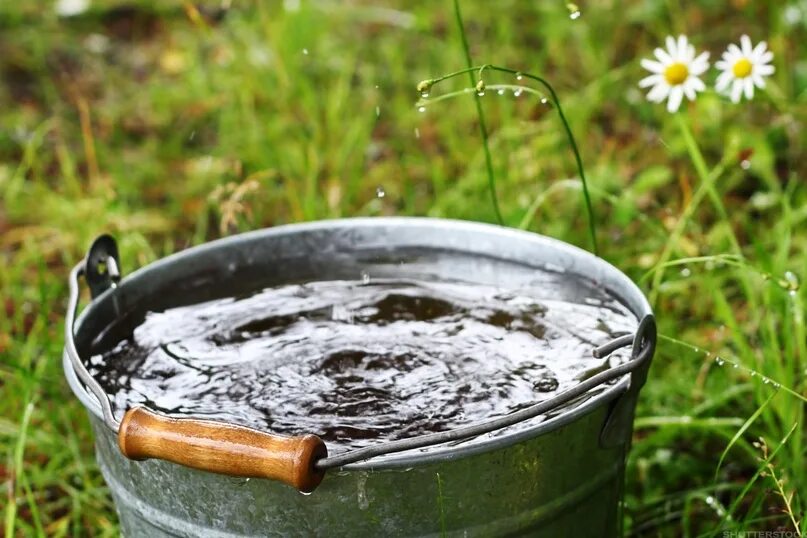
1,1,806,535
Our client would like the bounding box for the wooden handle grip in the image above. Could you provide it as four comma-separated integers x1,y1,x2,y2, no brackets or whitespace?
118,407,327,492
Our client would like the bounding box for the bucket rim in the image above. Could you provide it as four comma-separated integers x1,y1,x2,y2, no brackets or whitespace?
64,216,653,470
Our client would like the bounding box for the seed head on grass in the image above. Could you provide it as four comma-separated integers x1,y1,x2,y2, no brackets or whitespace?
416,79,434,96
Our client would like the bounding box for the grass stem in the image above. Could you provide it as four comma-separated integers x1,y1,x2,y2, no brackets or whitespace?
422,64,599,254
452,0,503,225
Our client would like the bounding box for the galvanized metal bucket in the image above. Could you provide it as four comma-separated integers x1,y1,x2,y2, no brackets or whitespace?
63,217,655,537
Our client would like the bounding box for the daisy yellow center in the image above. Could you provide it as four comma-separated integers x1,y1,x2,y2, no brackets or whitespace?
732,58,753,78
664,62,689,85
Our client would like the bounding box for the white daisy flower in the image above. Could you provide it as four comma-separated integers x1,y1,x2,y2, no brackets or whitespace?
639,35,710,113
715,35,775,103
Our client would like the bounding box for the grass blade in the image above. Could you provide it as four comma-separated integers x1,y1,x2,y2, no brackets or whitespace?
713,389,778,482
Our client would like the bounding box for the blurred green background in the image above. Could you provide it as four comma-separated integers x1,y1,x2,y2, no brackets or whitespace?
1,0,806,535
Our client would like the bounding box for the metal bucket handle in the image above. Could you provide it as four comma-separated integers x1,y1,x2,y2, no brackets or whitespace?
65,235,655,492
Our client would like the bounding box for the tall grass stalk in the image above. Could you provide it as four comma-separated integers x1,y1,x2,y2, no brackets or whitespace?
451,0,503,225
419,65,599,254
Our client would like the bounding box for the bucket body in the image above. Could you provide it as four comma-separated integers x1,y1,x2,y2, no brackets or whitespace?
64,218,654,537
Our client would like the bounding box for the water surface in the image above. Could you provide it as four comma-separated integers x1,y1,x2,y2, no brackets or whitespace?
89,273,636,451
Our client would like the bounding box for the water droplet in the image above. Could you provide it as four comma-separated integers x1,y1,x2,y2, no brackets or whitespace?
740,159,751,170
750,371,757,377
375,186,385,198
513,89,523,97
540,97,548,104
302,48,309,55
361,271,371,284
705,495,715,506
375,106,380,118
732,363,739,369
515,72,523,81
418,106,426,113
763,378,770,385
772,382,781,388
420,91,430,98
567,3,581,19
497,88,505,95
477,90,486,96
680,267,691,277
715,357,725,366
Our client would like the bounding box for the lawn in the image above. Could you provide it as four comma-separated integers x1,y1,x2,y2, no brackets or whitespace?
1,1,806,535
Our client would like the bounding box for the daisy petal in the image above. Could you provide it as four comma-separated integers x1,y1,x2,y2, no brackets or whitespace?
639,74,662,88
641,58,665,74
715,71,733,92
683,80,696,101
759,51,774,64
740,35,753,56
730,80,743,103
727,44,742,57
757,64,775,76
666,35,678,57
743,77,755,100
689,77,705,92
690,52,710,75
654,47,673,65
715,60,728,70
752,41,768,59
647,83,669,103
677,35,688,59
752,73,766,89
667,86,684,113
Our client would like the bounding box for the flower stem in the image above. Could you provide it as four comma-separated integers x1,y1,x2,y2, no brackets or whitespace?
648,161,723,305
648,115,753,306
674,114,741,256
452,0,503,225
